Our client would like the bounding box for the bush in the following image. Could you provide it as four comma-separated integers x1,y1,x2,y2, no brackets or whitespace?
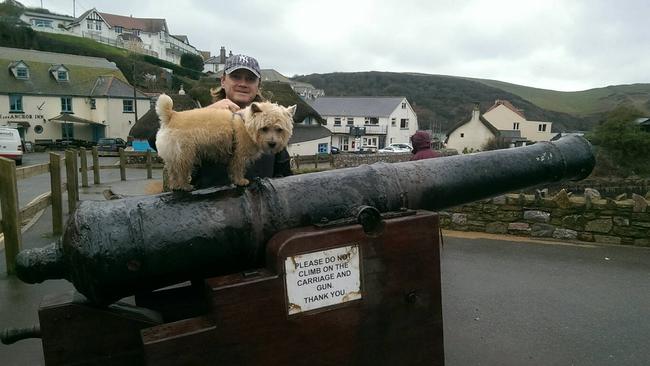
180,53,204,72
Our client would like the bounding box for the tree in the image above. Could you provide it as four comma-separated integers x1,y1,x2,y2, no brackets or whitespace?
180,53,204,72
587,106,650,176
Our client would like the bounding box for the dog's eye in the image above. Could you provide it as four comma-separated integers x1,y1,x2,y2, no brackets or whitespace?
261,127,269,132
275,127,283,133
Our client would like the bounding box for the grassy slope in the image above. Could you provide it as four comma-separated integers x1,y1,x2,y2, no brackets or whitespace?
469,78,650,116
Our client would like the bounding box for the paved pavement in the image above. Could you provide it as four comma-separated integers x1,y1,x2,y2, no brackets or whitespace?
1,174,649,365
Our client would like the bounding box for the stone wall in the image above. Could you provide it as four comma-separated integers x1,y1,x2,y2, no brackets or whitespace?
331,153,411,168
440,190,650,247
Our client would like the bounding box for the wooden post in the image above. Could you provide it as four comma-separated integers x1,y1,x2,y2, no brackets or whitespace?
73,149,79,200
49,153,63,236
0,157,22,274
65,150,78,214
119,148,126,181
146,150,152,179
79,147,88,188
315,154,319,169
92,147,100,185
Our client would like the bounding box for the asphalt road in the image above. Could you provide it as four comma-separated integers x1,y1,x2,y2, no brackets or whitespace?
2,230,649,365
442,234,650,366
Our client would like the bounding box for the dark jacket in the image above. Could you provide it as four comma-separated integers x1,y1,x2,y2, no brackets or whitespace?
410,131,440,161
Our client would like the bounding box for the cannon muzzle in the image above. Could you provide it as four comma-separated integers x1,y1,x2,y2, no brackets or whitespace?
16,136,595,304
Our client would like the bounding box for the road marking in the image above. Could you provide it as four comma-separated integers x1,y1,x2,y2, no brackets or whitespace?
442,229,599,248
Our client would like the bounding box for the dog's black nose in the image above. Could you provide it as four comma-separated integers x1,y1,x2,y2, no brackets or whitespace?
268,142,277,148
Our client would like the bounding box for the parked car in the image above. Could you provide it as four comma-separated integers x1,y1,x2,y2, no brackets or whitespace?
378,143,412,153
331,146,340,154
97,137,127,153
0,127,23,165
357,145,378,154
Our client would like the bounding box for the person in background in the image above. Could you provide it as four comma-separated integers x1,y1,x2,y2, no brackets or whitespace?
149,54,292,189
410,130,441,161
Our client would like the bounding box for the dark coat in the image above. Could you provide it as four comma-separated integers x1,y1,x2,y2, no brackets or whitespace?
410,131,441,161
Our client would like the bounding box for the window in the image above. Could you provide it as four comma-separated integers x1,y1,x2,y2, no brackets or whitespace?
62,123,74,139
61,97,72,113
9,95,23,113
513,122,520,130
365,117,378,125
87,21,92,29
95,21,102,31
114,26,123,34
34,125,44,134
342,137,349,151
334,117,341,126
133,29,140,36
90,98,96,109
57,70,68,81
400,118,409,129
16,67,29,79
538,124,547,132
318,143,328,154
123,99,134,113
391,118,396,127
347,117,354,125
402,102,406,109
32,19,53,28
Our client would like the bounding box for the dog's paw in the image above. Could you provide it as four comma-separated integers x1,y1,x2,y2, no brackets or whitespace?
233,178,250,186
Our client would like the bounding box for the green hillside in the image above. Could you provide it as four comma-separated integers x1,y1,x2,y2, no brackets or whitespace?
294,72,593,132
469,78,650,117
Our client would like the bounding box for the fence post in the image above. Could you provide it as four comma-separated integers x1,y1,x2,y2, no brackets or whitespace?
0,157,22,275
315,154,319,169
92,146,100,184
49,153,63,236
65,150,78,214
146,150,153,179
79,147,88,187
119,148,126,181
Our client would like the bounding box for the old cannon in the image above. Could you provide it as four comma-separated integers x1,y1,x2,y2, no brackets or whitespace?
4,136,594,365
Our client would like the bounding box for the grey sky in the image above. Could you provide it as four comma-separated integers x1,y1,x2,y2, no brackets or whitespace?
21,0,650,91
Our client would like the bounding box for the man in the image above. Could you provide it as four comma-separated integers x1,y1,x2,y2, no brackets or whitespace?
410,131,441,161
191,54,292,188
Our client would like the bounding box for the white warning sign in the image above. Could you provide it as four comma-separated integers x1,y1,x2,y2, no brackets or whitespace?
285,245,361,315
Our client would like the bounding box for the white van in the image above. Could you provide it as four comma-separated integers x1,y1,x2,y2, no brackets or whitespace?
0,127,23,165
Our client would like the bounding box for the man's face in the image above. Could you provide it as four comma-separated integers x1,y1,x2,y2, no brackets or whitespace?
221,69,260,107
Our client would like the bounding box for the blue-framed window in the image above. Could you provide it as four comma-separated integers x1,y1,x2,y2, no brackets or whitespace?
9,95,23,113
318,143,328,154
61,97,73,113
123,99,134,113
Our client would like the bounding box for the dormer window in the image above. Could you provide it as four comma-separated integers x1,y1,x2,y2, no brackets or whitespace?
114,26,123,34
57,70,68,81
49,65,70,82
9,61,30,80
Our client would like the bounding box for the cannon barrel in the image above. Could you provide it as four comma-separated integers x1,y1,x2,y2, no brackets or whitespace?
16,136,595,304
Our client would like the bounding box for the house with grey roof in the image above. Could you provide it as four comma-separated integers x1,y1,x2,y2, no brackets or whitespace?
0,47,151,144
308,96,418,151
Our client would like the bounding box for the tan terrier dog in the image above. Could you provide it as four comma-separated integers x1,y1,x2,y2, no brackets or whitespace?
155,94,295,190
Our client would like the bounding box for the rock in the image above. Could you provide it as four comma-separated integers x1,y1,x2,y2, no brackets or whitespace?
485,222,508,234
523,210,551,223
634,238,650,247
553,189,572,208
492,195,506,204
593,235,621,245
584,188,601,199
615,193,627,201
508,222,530,232
552,228,578,240
632,193,648,213
612,217,629,226
535,188,548,200
531,224,555,237
585,219,613,233
451,213,467,225
562,215,587,230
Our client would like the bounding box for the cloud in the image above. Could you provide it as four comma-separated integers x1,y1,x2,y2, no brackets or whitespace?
20,0,650,91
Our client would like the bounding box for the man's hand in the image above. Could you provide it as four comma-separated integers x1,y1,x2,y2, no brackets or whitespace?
207,99,241,112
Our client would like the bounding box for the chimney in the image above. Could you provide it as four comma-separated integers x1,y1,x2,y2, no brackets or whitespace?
219,46,226,63
472,102,480,120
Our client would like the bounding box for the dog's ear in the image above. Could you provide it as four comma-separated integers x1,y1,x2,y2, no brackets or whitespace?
286,105,297,117
251,103,263,114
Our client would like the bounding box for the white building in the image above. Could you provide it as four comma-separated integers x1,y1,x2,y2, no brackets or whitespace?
19,8,200,65
0,47,150,143
483,100,554,142
308,97,418,151
446,100,554,153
